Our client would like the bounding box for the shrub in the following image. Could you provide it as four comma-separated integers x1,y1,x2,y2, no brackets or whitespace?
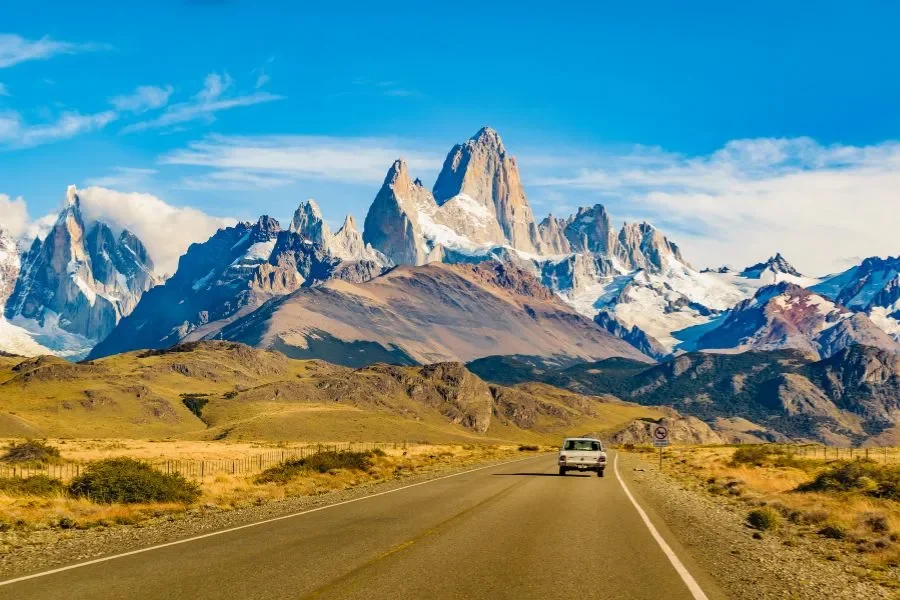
1,440,61,465
0,475,66,496
730,446,772,466
746,507,780,531
518,445,539,452
862,512,890,534
730,445,806,468
797,460,900,499
256,451,378,484
69,458,200,504
818,524,847,540
180,394,209,418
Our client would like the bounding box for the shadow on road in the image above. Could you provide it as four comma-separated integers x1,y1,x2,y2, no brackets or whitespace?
493,473,592,478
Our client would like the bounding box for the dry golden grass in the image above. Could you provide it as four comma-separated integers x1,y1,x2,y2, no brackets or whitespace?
652,445,900,577
0,440,528,544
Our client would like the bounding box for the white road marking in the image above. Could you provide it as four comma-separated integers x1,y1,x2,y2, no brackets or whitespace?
614,454,710,600
0,454,545,587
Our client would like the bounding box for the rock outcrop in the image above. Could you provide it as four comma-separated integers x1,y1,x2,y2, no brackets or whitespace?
0,226,19,307
433,127,543,254
611,413,725,446
695,282,899,359
363,160,436,266
4,186,160,345
537,214,571,255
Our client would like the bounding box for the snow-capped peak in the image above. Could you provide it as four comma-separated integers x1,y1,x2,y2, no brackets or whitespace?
741,252,802,279
65,184,79,207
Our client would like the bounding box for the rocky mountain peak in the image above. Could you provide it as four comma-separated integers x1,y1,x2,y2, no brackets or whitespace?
696,281,898,359
616,221,686,272
431,128,542,254
741,252,802,279
338,214,358,234
288,200,329,244
469,126,506,154
538,213,571,254
0,226,20,307
65,184,79,207
3,186,161,352
564,204,616,255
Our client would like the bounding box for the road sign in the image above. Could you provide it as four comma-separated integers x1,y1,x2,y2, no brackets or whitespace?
652,424,670,447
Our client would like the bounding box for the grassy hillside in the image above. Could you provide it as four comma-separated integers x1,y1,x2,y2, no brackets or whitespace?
0,343,661,444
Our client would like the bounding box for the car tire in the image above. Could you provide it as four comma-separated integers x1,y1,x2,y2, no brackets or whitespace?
558,467,566,476
597,469,604,478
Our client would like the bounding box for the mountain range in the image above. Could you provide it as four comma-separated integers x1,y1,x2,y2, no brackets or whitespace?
0,127,898,445
469,345,900,446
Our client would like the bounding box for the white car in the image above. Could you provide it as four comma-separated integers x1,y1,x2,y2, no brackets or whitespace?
558,437,607,477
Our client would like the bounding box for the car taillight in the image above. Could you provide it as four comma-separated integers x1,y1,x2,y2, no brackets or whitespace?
559,455,567,461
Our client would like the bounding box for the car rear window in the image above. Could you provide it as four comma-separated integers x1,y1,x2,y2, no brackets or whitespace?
564,440,601,451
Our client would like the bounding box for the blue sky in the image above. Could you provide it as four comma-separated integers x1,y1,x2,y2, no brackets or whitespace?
2,1,900,274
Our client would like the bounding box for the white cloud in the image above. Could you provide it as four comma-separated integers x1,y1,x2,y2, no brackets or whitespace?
159,134,443,188
0,194,30,238
0,194,55,242
0,109,117,148
122,72,282,134
531,138,900,275
109,85,173,114
76,187,236,274
84,167,158,188
178,170,294,191
0,34,108,69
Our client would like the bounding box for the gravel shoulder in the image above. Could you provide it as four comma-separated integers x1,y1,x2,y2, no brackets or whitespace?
0,453,539,580
618,451,895,600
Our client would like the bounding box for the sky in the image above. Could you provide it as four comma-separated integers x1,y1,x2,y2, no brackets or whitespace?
1,1,899,275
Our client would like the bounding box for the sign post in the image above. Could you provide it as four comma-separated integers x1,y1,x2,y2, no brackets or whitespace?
652,424,670,470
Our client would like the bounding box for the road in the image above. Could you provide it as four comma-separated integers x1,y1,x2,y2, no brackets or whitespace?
1,453,719,600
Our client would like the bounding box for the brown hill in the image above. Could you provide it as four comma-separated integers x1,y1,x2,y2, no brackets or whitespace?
0,342,660,443
212,261,650,368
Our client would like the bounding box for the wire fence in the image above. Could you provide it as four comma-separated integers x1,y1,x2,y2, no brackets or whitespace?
619,442,900,464
0,441,403,482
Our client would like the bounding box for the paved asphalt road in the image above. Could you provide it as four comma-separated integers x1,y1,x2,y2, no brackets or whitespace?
1,453,719,600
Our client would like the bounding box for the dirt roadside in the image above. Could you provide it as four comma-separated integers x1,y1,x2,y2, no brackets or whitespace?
618,451,895,600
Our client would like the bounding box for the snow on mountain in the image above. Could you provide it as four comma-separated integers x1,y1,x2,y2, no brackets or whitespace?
0,225,19,308
694,282,899,359
90,205,392,359
1,186,161,358
360,128,862,357
811,256,900,341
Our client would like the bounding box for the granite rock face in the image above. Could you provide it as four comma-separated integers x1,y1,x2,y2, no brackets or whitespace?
433,127,544,254
4,186,160,343
0,226,19,308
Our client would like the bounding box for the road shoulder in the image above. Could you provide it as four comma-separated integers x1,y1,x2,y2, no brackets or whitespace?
617,452,893,600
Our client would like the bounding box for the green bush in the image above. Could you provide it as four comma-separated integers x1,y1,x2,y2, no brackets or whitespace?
180,394,209,418
797,460,900,499
256,451,378,484
518,445,539,452
746,507,780,531
0,475,66,496
69,458,200,504
1,440,61,465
